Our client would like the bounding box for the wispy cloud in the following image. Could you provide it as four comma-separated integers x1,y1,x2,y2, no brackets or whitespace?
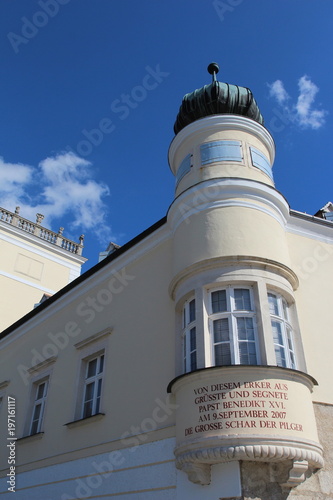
268,75,327,130
268,79,290,105
0,152,113,244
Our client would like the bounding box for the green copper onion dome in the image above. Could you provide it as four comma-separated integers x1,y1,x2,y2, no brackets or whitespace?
174,63,264,135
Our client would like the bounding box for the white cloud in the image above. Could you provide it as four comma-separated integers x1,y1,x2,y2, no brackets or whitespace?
268,75,327,130
295,76,326,129
0,152,113,244
268,80,289,104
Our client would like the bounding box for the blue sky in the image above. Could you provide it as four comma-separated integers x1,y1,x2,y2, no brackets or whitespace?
0,0,332,270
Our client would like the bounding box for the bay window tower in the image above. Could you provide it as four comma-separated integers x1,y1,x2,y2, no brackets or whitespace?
167,64,323,489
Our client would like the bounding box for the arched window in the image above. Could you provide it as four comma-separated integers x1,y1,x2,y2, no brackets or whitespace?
208,287,259,366
268,292,296,369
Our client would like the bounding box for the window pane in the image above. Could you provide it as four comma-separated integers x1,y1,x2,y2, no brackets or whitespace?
87,358,97,378
282,299,289,320
212,290,227,313
36,382,46,400
83,400,93,418
190,327,196,351
189,299,196,323
236,317,254,340
98,355,104,374
190,352,197,371
32,403,41,422
268,293,279,315
275,345,286,367
213,319,229,342
234,289,251,311
84,382,95,403
239,341,257,365
95,396,101,414
30,419,39,435
286,328,293,350
97,378,102,398
214,344,231,366
271,321,283,345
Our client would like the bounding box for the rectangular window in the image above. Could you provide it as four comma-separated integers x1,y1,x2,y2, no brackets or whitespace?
82,354,104,418
210,287,259,366
183,298,197,373
30,379,48,435
268,292,296,369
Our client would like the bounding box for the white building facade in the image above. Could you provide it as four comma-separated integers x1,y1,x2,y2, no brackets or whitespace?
0,66,332,499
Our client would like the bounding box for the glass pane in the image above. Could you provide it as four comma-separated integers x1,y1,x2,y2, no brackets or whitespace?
98,355,104,374
83,400,93,418
87,358,97,378
268,293,279,315
239,341,257,365
30,419,39,435
97,378,102,398
190,352,197,371
84,382,95,403
271,321,283,345
32,403,41,422
190,327,196,351
282,299,289,320
275,345,286,367
234,289,251,311
95,396,101,414
213,319,229,342
236,317,254,340
214,343,231,366
286,328,293,350
212,290,227,313
189,299,196,323
36,382,46,400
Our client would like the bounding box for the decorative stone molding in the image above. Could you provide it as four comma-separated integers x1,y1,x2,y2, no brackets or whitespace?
281,460,309,489
167,177,290,233
180,462,211,485
175,443,323,469
168,254,299,299
176,447,320,487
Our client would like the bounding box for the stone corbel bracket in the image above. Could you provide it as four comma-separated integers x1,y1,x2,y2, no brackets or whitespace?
281,460,309,489
180,462,211,485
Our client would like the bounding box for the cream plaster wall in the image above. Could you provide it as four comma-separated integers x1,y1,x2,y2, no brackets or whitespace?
287,231,333,405
0,229,84,331
0,236,176,473
172,206,291,280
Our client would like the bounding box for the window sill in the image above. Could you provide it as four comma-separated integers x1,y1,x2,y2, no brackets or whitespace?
64,413,105,429
17,432,44,443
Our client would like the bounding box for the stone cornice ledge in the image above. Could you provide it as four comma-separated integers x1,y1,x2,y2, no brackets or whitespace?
169,255,299,299
176,443,323,486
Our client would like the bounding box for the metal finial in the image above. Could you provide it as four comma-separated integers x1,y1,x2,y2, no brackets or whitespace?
207,62,219,82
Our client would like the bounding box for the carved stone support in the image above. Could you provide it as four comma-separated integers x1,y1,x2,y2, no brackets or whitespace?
281,460,309,489
178,462,211,485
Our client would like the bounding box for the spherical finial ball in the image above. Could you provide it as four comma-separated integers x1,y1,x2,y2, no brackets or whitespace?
207,62,219,75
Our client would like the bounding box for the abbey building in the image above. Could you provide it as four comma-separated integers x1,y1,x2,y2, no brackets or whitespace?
0,64,332,499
